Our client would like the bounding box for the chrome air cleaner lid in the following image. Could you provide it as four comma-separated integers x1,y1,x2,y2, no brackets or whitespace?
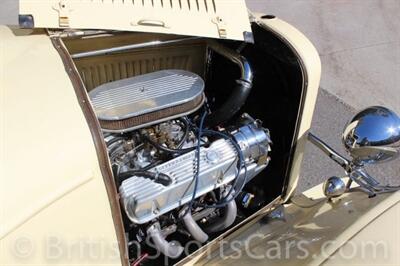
89,69,205,132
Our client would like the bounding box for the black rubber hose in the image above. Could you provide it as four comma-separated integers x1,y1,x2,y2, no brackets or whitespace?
177,117,190,148
206,80,252,127
206,41,254,127
118,170,172,186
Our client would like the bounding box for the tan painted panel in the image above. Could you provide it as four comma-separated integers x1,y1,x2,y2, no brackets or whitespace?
19,0,252,41
0,26,120,265
185,181,400,266
322,202,400,266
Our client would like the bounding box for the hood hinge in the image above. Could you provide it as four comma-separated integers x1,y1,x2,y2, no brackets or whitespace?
212,16,228,39
52,0,73,28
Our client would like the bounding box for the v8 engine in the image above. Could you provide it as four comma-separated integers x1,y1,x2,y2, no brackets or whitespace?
90,66,271,258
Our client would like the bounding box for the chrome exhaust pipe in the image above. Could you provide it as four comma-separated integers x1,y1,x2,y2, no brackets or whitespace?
146,222,184,259
179,206,209,243
205,195,238,233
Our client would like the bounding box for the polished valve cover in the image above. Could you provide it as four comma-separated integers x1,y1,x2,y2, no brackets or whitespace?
120,139,237,224
119,138,268,224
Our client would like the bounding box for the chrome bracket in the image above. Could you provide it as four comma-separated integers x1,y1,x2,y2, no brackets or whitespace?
308,132,400,197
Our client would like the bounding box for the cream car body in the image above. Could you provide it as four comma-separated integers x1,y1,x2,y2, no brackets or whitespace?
1,1,399,265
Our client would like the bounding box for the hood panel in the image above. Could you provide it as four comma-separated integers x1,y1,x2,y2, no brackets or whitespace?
20,0,252,41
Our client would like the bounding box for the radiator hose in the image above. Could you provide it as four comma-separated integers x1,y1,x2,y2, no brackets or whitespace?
207,41,254,127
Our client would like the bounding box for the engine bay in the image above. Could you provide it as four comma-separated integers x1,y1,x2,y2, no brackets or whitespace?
89,63,271,259
104,111,271,257
63,23,305,264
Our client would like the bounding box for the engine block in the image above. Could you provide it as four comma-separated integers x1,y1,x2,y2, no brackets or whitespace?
119,119,271,224
120,139,238,224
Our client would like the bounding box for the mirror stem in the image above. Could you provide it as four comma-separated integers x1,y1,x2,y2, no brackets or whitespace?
307,132,351,171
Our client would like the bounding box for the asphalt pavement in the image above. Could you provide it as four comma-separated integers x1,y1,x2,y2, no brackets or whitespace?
246,0,400,192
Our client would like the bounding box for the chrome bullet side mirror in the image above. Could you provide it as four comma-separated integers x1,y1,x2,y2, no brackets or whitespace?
342,106,400,165
308,106,400,197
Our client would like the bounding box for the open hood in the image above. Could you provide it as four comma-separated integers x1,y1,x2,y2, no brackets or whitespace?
19,0,253,41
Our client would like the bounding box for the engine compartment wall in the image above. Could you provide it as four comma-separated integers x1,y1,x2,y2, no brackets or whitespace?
64,33,207,91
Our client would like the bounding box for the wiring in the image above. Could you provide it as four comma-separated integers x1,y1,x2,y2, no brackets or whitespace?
197,129,247,208
184,111,208,216
185,115,248,212
176,117,191,148
143,135,197,154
